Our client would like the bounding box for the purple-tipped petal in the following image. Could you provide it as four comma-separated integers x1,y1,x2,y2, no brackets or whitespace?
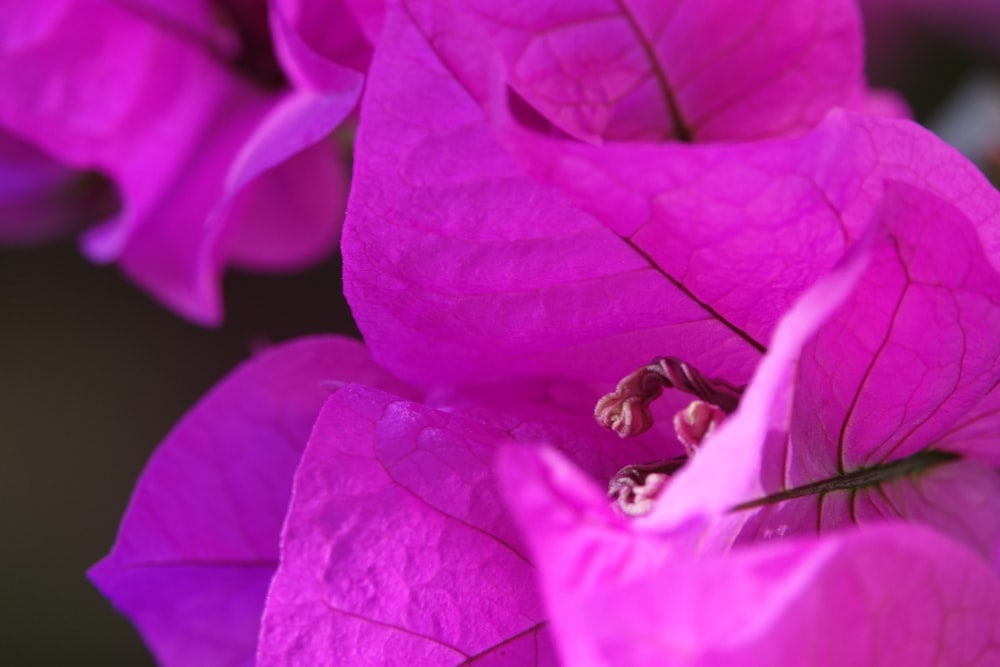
90,337,409,667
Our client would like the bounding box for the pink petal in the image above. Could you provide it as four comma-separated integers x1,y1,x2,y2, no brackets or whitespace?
271,0,370,90
212,84,361,271
492,104,1000,351
502,445,1000,667
736,458,1000,564
425,375,687,480
89,337,408,667
342,0,386,45
256,384,557,666
791,182,1000,476
343,0,764,386
223,133,349,270
645,226,872,529
938,387,1000,466
464,0,863,142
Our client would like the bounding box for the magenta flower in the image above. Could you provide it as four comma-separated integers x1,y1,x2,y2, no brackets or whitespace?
342,0,919,389
0,1,371,323
500,179,1000,664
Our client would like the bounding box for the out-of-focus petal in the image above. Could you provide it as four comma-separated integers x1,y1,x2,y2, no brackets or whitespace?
342,0,385,44
274,0,374,76
224,135,349,270
0,129,117,246
0,1,363,323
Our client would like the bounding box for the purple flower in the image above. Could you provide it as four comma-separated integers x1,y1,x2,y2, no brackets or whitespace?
500,180,1000,664
0,1,372,323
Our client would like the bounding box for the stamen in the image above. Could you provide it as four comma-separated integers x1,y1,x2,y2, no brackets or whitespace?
673,400,727,455
608,457,687,516
595,357,744,437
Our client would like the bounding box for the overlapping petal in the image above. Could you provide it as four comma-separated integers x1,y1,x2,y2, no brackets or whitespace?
646,180,1000,553
256,384,556,666
493,105,1000,353
791,182,1000,477
498,177,1000,664
502,444,1000,667
256,373,686,664
463,0,864,142
89,337,409,666
343,0,766,387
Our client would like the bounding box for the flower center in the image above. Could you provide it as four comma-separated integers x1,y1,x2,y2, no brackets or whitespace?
595,357,743,438
597,357,744,515
597,358,963,518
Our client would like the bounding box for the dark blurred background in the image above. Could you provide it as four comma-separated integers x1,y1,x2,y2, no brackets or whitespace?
0,243,357,665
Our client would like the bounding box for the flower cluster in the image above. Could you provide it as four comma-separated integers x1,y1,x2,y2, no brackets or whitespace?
70,0,1000,665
